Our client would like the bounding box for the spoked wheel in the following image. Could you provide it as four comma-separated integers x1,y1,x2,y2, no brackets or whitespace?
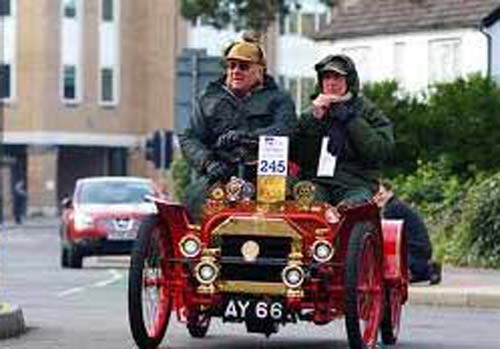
345,223,384,349
128,215,173,349
187,308,211,338
380,286,403,345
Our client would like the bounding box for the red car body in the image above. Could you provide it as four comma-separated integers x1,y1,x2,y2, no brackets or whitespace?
128,181,409,349
60,176,157,268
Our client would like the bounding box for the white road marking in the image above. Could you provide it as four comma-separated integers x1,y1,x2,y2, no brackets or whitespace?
57,287,85,297
91,269,123,288
57,269,125,297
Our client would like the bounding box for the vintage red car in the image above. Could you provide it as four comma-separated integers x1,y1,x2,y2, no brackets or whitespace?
60,176,157,268
127,175,408,349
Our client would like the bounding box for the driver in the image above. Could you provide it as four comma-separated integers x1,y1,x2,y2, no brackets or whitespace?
291,54,394,206
179,33,297,220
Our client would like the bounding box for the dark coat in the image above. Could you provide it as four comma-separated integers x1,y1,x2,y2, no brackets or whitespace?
179,75,297,175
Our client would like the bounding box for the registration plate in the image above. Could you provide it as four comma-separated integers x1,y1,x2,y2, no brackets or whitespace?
107,218,136,240
107,229,137,240
223,298,284,321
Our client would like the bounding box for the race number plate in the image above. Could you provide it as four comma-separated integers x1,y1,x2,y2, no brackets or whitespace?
223,298,285,321
257,136,288,177
257,136,289,203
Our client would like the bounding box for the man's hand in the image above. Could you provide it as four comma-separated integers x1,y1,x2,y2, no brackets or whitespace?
216,130,246,149
205,161,229,182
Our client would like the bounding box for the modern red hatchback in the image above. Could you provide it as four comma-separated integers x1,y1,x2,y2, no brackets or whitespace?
60,176,157,268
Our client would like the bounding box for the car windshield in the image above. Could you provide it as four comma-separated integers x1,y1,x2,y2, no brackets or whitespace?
77,181,153,204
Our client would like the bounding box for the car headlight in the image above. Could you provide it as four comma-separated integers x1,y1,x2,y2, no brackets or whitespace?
73,213,94,230
312,240,334,263
179,235,201,258
282,265,305,289
195,261,219,285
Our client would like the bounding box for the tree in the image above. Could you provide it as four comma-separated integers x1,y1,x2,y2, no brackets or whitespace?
180,0,336,32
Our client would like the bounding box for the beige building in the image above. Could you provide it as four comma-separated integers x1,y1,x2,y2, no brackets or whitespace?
1,0,186,218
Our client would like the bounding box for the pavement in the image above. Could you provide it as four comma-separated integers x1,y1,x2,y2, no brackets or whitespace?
0,217,50,339
409,266,500,309
0,216,500,339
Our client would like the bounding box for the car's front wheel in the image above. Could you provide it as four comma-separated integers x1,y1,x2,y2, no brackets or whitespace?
128,215,172,349
61,243,83,269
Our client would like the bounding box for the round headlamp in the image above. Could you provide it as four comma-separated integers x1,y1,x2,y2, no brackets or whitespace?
195,261,219,285
282,265,305,289
179,235,201,258
312,240,334,263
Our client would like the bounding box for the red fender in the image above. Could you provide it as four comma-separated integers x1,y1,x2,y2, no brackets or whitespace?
381,219,408,283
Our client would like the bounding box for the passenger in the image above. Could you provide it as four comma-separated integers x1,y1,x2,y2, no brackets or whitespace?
179,32,297,220
374,182,442,285
291,54,394,206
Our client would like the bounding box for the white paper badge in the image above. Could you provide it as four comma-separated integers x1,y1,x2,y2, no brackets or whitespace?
317,137,337,177
257,136,289,177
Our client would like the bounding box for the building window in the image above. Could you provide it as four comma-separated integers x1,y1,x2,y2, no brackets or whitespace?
301,13,316,37
63,65,77,100
278,75,286,89
100,67,114,103
342,46,371,82
318,13,329,31
494,74,500,85
281,76,316,112
0,63,10,98
0,0,10,16
102,0,113,21
288,77,299,108
428,38,462,84
300,77,315,110
393,42,407,86
288,12,299,34
99,0,119,105
63,0,76,18
280,10,331,37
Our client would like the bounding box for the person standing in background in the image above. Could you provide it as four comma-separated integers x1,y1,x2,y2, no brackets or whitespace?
374,181,442,285
13,178,27,225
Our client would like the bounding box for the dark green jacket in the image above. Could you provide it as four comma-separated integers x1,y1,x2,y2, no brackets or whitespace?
292,54,394,195
179,75,297,174
293,97,393,193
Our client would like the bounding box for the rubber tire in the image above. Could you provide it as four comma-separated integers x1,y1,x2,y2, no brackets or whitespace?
65,244,82,269
61,246,70,268
380,287,402,345
187,313,210,338
344,223,384,349
128,215,171,349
